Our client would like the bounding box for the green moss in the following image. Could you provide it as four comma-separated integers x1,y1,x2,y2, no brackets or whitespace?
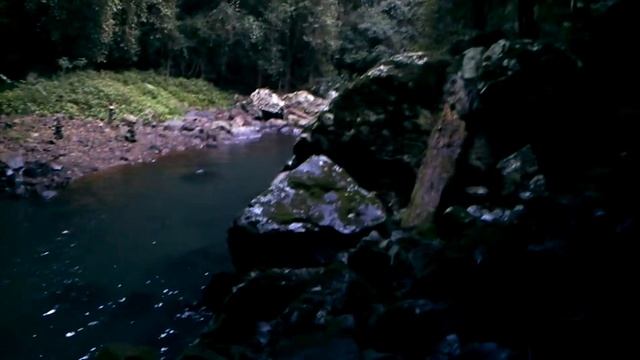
0,70,233,121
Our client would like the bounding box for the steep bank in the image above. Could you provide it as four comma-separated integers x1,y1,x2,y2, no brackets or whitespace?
186,2,637,360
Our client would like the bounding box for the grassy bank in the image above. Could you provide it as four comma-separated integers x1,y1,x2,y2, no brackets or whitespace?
0,71,233,121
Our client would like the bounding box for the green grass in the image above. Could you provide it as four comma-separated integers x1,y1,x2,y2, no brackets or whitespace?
0,70,233,121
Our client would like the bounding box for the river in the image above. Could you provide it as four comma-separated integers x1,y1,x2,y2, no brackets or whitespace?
0,134,296,359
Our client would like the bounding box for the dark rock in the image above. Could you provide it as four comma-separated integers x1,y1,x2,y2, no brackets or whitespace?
432,334,462,360
229,155,386,270
23,161,52,178
1,153,25,170
181,122,197,132
296,53,450,206
496,145,539,197
201,272,241,312
368,299,449,356
201,268,324,346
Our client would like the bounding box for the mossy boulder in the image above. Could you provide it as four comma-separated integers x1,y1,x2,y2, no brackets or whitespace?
228,155,386,271
292,53,450,207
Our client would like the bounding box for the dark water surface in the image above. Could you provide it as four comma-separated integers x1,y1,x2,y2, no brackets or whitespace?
0,135,295,359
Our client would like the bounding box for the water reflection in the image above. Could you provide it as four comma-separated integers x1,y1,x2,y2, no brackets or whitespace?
0,134,295,359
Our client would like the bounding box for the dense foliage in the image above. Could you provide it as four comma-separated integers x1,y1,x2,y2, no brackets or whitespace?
0,1,608,92
0,70,232,120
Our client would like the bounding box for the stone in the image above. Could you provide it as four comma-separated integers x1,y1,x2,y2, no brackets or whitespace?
209,121,232,133
368,299,449,356
22,161,52,178
295,52,450,206
282,90,329,116
228,155,386,270
163,119,184,131
230,126,261,141
497,145,539,196
250,88,285,119
462,47,485,80
265,118,288,129
1,153,25,170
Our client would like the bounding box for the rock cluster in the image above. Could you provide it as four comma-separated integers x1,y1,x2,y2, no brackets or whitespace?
193,3,637,357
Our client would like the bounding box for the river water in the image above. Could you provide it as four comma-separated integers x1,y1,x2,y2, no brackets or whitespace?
0,134,295,359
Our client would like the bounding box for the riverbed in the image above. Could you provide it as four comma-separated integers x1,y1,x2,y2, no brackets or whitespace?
0,134,295,359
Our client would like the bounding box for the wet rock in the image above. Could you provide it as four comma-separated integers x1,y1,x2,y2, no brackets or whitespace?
209,120,232,133
228,155,386,270
1,153,24,170
462,47,485,80
295,53,450,206
250,88,285,119
497,145,539,196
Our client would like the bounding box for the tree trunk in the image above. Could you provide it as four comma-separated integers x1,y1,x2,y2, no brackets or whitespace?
472,0,488,31
518,0,538,38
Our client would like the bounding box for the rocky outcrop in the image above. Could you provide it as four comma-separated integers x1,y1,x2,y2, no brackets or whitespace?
198,14,639,356
289,53,450,207
228,155,386,270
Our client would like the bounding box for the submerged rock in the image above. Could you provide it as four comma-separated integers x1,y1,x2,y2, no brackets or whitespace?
228,155,386,270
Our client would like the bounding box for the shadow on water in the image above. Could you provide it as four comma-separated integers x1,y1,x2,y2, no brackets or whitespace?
0,134,296,359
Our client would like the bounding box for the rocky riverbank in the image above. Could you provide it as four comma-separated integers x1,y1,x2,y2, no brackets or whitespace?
179,2,637,359
0,89,329,200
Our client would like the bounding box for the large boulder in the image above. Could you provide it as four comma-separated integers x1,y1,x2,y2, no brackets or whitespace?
228,155,386,271
450,39,579,181
291,53,450,206
250,88,285,119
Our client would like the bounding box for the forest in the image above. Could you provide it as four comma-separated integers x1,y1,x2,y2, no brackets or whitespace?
1,0,592,92
0,1,635,359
